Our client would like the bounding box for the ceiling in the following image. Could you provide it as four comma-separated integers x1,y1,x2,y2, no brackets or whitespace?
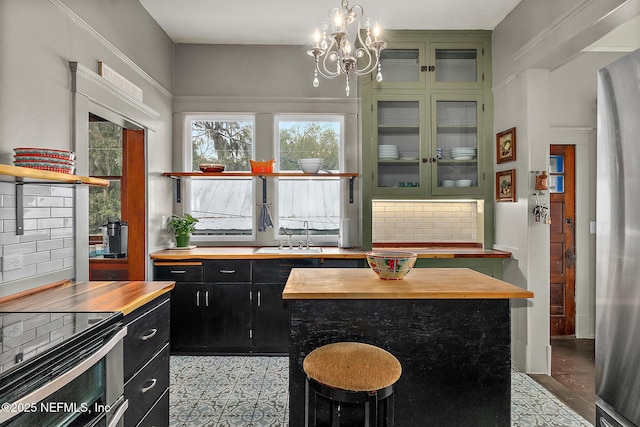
138,0,523,45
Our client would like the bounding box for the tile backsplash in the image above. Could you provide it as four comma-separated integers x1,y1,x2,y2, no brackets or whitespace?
372,200,480,243
0,182,74,286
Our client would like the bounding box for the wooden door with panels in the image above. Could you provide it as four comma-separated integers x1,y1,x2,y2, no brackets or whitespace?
549,145,576,336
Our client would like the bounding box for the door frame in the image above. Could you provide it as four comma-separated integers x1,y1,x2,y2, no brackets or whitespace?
549,127,595,339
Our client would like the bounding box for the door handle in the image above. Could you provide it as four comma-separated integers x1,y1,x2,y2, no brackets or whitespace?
196,290,200,306
205,290,209,307
257,291,261,307
141,378,157,393
141,329,157,341
220,269,236,274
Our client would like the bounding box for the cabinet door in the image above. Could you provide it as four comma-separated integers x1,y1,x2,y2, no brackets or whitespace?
371,42,426,90
428,42,484,90
170,283,207,352
372,94,427,196
204,283,252,352
253,283,289,353
431,93,484,196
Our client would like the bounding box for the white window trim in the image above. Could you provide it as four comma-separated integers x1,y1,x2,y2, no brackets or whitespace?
183,113,256,242
273,114,345,245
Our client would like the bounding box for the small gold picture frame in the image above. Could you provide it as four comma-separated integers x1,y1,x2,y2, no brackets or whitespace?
496,127,516,164
496,169,516,202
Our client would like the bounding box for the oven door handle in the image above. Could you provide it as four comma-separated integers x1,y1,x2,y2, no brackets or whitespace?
106,398,128,427
0,326,128,424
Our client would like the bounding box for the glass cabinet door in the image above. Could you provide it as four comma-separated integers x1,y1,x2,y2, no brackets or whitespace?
429,43,484,90
431,94,483,195
373,95,426,195
372,42,427,90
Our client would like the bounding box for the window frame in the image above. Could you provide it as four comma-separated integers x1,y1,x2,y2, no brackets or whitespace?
274,114,345,245
183,113,256,242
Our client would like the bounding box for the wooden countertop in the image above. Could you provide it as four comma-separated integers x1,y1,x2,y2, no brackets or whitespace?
282,268,533,300
0,280,175,315
149,246,511,260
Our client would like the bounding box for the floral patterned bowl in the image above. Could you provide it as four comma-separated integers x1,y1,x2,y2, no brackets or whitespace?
365,251,417,280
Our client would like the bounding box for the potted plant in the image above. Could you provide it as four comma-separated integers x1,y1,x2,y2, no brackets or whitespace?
167,213,199,247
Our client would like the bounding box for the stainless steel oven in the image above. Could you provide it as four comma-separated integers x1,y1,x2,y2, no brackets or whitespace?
0,312,127,427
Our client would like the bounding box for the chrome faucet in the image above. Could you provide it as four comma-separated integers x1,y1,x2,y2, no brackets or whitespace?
304,221,310,249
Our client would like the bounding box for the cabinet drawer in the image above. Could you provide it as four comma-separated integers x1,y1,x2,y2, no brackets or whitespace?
253,259,319,283
205,260,251,282
154,262,203,282
124,343,170,427
136,388,169,427
124,298,170,380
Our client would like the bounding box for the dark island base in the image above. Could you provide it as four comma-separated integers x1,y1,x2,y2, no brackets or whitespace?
289,299,511,427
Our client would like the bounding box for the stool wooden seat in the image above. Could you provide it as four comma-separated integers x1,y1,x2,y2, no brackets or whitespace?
303,342,402,426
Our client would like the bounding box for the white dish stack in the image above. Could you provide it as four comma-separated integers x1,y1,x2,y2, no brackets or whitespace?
450,147,477,160
378,145,399,160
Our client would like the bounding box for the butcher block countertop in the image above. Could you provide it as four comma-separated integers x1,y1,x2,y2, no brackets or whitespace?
282,268,533,300
0,280,175,315
149,246,511,260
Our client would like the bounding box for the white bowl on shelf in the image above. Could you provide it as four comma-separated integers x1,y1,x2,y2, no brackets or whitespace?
441,180,455,187
455,179,473,187
298,158,323,173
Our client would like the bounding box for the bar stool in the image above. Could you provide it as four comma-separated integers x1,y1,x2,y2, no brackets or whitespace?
303,342,402,427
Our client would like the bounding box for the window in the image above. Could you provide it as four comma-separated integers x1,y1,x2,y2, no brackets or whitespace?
185,115,255,239
88,115,122,240
276,116,343,243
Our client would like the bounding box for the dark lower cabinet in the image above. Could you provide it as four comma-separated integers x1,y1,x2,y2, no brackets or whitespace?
123,296,170,427
156,257,358,355
253,282,289,353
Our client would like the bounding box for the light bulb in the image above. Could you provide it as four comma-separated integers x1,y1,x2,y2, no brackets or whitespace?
373,24,381,41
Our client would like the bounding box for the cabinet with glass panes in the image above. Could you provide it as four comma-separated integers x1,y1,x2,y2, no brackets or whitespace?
361,31,492,198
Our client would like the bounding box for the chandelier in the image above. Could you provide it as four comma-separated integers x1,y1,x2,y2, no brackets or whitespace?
307,0,387,96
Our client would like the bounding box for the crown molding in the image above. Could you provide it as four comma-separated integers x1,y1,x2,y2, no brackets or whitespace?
49,0,173,100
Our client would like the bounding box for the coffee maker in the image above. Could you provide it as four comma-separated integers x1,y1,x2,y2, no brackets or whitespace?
102,220,128,258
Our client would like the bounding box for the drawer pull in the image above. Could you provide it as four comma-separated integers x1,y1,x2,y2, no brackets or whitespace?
220,269,236,274
141,378,157,393
141,329,157,341
196,290,200,306
169,270,187,274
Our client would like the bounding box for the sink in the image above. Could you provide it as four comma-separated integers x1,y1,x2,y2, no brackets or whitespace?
254,247,323,254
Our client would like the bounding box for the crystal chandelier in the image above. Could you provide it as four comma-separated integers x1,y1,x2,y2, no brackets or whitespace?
307,0,387,96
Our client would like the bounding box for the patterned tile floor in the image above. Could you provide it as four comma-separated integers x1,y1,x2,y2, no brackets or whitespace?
169,356,592,427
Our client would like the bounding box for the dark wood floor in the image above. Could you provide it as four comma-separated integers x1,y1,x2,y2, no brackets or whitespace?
530,338,596,425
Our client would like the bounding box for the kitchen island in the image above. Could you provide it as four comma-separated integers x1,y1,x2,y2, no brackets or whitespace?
283,268,533,426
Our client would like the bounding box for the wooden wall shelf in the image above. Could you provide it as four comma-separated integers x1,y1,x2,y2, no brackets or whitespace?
163,171,359,204
163,171,358,178
0,164,109,235
0,164,109,186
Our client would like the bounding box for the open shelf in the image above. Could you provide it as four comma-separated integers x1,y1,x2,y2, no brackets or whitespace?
163,171,359,204
163,171,358,178
0,164,109,186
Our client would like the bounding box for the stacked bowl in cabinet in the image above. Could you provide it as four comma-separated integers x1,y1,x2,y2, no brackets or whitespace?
378,145,399,160
450,147,477,160
13,148,76,174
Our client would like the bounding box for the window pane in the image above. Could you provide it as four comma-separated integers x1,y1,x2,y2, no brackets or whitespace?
278,121,340,171
89,180,121,233
88,121,122,176
191,119,253,171
190,179,253,236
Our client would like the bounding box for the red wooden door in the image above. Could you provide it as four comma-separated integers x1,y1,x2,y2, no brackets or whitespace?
549,145,576,336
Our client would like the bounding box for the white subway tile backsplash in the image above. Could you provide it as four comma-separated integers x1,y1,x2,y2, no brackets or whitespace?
372,201,478,243
0,184,75,286
36,239,64,252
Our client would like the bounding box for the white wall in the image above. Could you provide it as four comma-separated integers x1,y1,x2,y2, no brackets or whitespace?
493,0,638,373
0,0,174,294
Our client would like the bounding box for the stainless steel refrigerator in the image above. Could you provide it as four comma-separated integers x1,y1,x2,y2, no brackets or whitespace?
596,48,640,427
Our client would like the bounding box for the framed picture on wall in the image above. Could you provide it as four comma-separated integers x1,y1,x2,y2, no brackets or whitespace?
496,127,516,164
496,169,516,202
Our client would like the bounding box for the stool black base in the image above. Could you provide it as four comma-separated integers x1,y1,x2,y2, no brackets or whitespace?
305,376,395,427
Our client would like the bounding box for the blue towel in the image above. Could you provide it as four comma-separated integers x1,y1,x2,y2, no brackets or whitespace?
258,203,273,232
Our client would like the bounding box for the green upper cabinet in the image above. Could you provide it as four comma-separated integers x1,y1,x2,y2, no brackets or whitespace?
429,43,485,90
431,93,484,196
372,42,427,90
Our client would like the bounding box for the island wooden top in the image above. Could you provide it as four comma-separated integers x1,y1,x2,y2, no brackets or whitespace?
149,246,511,260
0,280,175,315
282,268,533,300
